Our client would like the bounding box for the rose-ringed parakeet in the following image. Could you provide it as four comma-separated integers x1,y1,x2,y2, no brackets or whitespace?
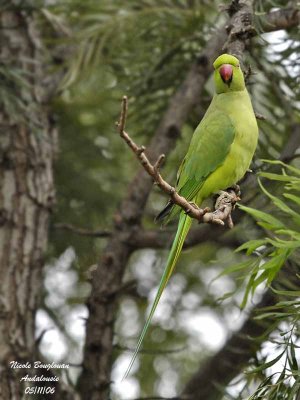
124,54,258,378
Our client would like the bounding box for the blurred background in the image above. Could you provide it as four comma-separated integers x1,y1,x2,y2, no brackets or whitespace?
1,1,300,399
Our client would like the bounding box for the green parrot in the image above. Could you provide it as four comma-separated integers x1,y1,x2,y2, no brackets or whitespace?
123,53,258,378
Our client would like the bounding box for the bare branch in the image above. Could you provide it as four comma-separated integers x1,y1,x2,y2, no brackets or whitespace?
54,223,111,238
223,0,256,60
261,7,300,33
279,124,300,162
255,112,267,121
131,226,242,250
117,96,240,228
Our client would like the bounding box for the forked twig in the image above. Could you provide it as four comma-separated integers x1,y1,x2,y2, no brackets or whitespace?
116,96,240,227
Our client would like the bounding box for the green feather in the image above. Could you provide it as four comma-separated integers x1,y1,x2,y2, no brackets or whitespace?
122,212,192,379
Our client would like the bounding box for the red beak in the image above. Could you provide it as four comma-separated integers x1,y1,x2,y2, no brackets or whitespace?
220,64,233,83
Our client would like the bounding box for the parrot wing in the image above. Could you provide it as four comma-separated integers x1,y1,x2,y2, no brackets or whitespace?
162,109,236,221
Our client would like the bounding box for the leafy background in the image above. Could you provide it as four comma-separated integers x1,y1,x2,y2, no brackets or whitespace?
22,0,300,398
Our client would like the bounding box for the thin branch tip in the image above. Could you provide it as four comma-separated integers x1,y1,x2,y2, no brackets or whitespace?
255,112,267,121
154,154,165,171
118,96,128,133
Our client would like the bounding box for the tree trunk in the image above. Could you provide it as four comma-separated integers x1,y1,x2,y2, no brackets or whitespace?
0,8,56,399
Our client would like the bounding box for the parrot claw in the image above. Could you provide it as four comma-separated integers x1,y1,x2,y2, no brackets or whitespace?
227,214,234,229
227,184,241,197
202,206,211,216
207,188,241,228
212,218,225,226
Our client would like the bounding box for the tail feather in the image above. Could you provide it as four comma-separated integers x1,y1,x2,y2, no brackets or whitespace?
155,201,173,223
155,202,182,225
123,212,192,379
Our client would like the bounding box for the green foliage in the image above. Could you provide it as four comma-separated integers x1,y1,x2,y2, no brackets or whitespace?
220,161,300,399
59,0,215,87
245,326,300,400
234,162,300,308
217,163,300,308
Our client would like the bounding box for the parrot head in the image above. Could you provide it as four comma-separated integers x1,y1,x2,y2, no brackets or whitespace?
213,54,245,94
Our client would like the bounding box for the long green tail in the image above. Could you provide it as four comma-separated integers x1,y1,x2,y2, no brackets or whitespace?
123,212,192,379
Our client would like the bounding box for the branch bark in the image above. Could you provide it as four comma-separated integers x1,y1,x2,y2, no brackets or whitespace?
0,6,75,400
261,7,300,33
0,7,57,400
131,226,242,250
279,124,300,162
223,0,255,60
53,223,111,238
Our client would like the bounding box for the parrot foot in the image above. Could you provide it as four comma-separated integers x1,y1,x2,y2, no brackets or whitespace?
209,213,225,226
217,189,240,209
202,206,211,215
209,189,241,228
